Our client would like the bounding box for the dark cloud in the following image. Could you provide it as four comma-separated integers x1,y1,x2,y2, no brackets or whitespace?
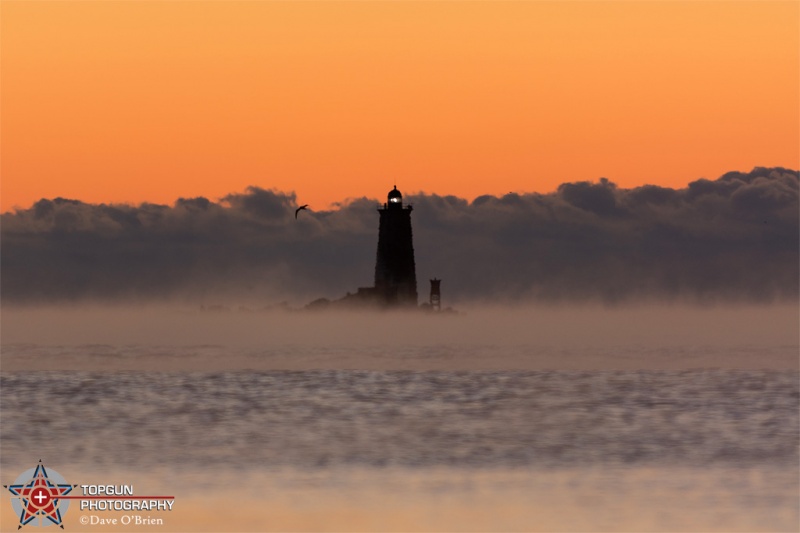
221,187,296,222
557,177,621,217
2,168,797,305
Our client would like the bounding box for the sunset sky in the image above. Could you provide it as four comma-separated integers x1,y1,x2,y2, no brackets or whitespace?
2,1,798,212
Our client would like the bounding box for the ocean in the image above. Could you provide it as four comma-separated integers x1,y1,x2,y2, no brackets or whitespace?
1,305,798,531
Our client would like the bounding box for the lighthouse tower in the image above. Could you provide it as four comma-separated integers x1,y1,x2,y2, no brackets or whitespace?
374,186,418,306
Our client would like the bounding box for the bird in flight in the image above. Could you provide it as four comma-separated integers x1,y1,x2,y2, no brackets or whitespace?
295,204,309,219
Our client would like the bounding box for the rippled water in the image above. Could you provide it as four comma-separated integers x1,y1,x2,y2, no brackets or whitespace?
2,370,797,470
1,343,798,531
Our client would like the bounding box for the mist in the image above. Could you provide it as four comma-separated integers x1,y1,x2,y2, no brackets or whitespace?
2,303,796,371
1,167,797,306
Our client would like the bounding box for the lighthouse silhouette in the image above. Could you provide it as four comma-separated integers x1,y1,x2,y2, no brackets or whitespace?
374,186,418,306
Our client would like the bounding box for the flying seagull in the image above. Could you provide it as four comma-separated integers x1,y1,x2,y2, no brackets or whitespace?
295,204,309,219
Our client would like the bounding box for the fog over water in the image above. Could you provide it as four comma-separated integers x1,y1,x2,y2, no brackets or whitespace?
2,304,798,531
2,303,797,371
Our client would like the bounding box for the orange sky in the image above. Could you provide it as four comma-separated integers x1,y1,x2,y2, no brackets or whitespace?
2,1,798,212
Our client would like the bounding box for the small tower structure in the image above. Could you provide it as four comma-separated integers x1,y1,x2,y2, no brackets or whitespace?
374,186,418,306
430,278,441,311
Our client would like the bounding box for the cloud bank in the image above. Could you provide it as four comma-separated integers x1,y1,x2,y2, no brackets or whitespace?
2,167,797,304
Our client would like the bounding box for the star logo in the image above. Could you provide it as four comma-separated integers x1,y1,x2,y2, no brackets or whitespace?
4,460,77,529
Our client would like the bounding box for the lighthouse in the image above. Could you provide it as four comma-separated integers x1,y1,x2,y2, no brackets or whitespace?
374,186,418,306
